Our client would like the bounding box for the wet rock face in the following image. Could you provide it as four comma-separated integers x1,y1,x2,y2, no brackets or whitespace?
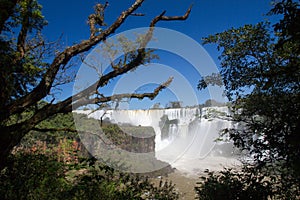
124,126,155,154
127,135,155,153
105,124,156,153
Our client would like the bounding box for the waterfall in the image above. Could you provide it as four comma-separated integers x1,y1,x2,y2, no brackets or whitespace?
75,106,241,175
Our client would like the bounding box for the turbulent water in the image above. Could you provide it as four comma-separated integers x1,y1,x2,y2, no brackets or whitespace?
76,107,241,175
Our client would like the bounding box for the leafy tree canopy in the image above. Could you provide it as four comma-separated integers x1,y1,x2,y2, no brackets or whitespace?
198,0,300,197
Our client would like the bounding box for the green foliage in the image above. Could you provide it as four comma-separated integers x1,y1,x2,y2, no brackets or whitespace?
7,113,178,199
195,166,300,200
195,168,274,200
0,0,48,107
269,0,300,48
69,161,178,200
197,0,300,198
21,112,77,147
0,153,68,200
0,153,179,200
13,0,47,31
199,1,300,174
200,22,276,98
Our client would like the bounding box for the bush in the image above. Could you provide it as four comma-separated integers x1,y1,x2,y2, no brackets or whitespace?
0,153,179,200
195,166,299,200
195,168,273,200
0,153,69,200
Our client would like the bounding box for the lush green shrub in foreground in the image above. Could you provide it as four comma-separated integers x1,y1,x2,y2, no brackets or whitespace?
0,153,178,200
0,153,69,200
195,167,299,200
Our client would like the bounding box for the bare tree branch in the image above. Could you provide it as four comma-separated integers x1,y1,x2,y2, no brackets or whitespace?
28,5,191,122
3,1,192,122
71,5,193,104
0,1,192,169
71,77,173,110
130,13,145,16
2,0,146,121
150,5,192,27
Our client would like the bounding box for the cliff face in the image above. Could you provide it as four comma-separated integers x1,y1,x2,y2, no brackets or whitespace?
74,107,241,175
76,107,201,151
75,107,231,152
104,125,155,153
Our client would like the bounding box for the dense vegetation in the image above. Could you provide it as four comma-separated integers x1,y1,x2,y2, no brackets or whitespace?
0,112,178,199
196,0,300,199
0,153,179,200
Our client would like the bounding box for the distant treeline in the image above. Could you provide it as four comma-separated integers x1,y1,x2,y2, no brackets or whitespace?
151,99,228,109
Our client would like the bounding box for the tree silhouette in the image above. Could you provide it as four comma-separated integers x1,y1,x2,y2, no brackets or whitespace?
0,0,192,169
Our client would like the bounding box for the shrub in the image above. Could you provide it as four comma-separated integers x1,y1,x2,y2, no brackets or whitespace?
0,153,69,200
195,166,299,200
195,168,273,200
0,153,179,200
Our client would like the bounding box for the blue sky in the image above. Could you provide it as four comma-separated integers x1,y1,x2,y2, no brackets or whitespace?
39,0,275,109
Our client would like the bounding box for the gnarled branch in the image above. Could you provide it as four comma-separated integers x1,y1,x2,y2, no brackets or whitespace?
0,2,192,170
71,77,173,110
150,5,192,27
2,0,146,122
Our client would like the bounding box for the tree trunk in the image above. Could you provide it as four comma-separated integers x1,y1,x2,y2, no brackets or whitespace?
0,127,27,170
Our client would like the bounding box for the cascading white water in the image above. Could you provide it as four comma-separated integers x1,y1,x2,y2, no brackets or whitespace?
76,106,241,175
